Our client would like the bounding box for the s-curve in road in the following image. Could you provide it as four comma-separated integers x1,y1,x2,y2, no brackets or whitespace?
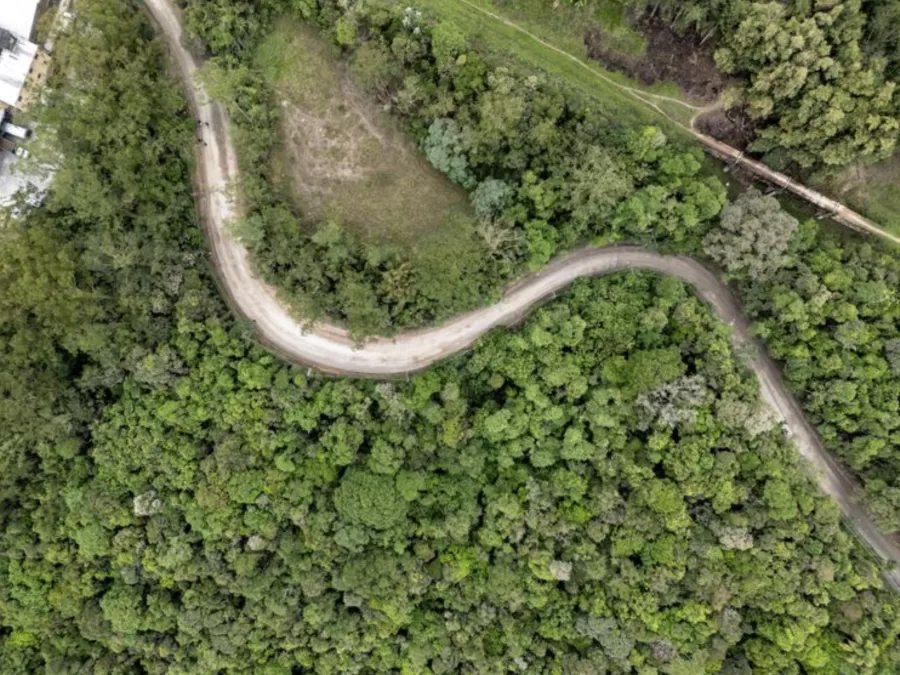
143,0,900,591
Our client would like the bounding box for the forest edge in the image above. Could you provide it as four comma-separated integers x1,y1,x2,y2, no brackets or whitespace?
140,0,900,589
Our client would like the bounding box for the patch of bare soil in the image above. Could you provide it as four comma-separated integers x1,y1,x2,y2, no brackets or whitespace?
584,16,725,104
694,107,758,150
264,24,472,245
277,69,472,244
279,81,383,204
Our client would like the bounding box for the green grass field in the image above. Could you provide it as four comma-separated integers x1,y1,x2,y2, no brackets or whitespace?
256,22,474,245
408,0,698,134
488,0,646,57
812,157,900,238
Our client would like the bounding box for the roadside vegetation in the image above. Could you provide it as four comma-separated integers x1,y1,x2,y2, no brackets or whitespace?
185,0,900,528
422,0,900,233
201,1,722,336
2,0,900,672
701,192,900,532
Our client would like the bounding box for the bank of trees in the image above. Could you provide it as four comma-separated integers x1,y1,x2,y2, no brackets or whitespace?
734,221,900,532
864,0,900,78
626,0,900,170
700,192,900,531
702,189,798,278
7,247,900,671
1,0,212,516
715,0,899,168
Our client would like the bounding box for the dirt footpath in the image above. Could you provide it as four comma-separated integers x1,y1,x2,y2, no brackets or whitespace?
143,0,900,591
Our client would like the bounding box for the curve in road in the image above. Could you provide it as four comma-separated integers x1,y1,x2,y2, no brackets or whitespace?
143,0,900,589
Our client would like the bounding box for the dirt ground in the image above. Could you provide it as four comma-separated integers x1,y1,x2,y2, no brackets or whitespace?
260,24,473,245
584,16,726,104
694,107,757,150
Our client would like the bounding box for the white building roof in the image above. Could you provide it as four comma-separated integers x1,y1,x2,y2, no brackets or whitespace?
0,0,40,40
0,38,37,108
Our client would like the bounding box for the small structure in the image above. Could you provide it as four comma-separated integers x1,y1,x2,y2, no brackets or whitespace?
0,107,48,212
0,34,38,109
0,0,43,110
1,1,40,40
1,118,29,141
0,28,18,52
0,1,53,213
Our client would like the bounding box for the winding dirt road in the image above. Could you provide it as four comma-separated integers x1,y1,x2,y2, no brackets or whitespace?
143,0,900,589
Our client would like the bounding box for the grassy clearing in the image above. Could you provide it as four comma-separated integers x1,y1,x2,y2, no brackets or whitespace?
811,157,900,238
256,22,474,245
594,0,646,54
410,0,694,137
486,0,645,57
421,0,688,99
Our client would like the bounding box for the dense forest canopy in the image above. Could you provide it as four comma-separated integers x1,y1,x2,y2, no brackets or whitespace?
736,219,900,530
624,0,900,169
1,0,900,672
10,260,900,672
1,0,209,502
177,0,900,528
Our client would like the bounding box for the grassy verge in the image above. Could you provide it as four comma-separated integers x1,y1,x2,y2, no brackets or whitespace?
487,0,646,57
811,156,900,239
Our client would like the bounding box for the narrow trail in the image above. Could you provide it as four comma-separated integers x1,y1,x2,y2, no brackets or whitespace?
452,0,900,246
142,0,900,590
452,0,704,114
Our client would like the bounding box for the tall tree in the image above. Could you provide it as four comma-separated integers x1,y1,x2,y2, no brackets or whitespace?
703,188,798,277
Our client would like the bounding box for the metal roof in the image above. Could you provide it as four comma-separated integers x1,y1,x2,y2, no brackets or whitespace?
0,0,40,40
0,0,41,108
0,38,37,108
